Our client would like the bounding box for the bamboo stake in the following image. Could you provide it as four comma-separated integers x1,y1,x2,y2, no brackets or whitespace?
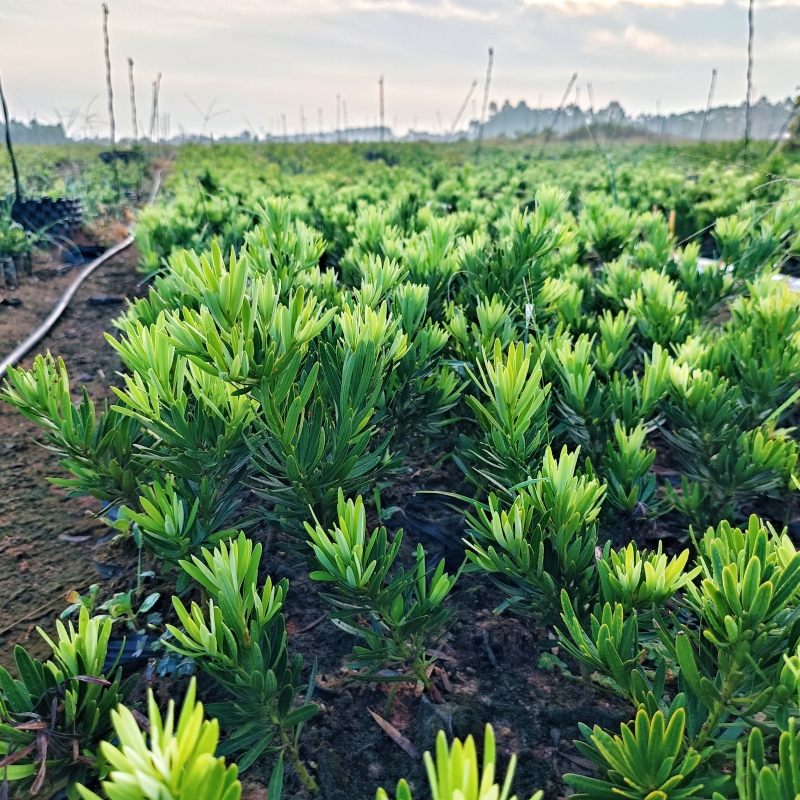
744,0,754,158
102,4,115,146
379,75,385,142
447,80,477,143
149,73,161,142
0,70,21,203
128,58,138,143
539,72,577,158
700,68,717,142
476,47,494,157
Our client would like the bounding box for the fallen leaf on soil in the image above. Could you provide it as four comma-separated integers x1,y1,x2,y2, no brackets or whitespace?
367,709,420,760
425,648,455,662
58,535,92,543
291,612,329,634
560,752,596,774
131,709,150,732
434,666,452,693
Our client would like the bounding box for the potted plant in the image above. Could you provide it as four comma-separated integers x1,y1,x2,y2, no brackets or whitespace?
0,205,33,288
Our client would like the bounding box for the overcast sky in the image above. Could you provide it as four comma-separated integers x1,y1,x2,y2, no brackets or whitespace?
1,0,798,138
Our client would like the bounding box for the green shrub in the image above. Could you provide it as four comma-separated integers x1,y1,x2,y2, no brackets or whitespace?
306,492,458,693
377,724,543,800
465,446,605,623
165,534,319,786
0,609,136,799
76,678,241,800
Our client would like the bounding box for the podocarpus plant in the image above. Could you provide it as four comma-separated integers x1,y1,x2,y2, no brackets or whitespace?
595,543,700,616
624,268,690,348
579,194,636,264
103,323,254,581
464,445,606,624
157,243,402,539
248,300,407,537
377,724,543,800
121,476,240,592
306,491,459,701
1,353,148,510
164,534,319,789
455,340,551,495
543,332,670,519
0,608,136,799
558,515,800,799
565,705,730,800
714,273,800,424
375,280,463,448
715,719,800,800
76,678,241,800
1,345,251,578
0,203,34,260
459,190,573,310
243,197,326,294
661,364,798,528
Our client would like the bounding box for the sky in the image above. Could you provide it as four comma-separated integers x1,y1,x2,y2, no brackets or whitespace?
1,0,798,138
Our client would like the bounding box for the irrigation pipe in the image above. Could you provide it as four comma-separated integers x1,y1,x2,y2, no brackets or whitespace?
0,169,161,381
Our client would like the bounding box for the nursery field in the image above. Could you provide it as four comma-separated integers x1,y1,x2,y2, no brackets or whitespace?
0,144,156,217
2,138,800,800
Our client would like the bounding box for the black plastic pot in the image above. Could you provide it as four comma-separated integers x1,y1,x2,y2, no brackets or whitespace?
14,253,31,277
103,633,157,674
11,197,83,237
1,255,17,289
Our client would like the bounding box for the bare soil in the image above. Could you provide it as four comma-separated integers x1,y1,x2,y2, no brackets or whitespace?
0,245,146,665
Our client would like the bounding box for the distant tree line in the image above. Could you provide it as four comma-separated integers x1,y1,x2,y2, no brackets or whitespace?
481,96,796,141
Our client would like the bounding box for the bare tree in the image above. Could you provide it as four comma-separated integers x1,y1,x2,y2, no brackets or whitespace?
185,95,228,141
54,106,81,139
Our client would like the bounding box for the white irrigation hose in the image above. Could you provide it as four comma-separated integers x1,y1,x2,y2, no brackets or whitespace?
0,170,161,380
0,235,135,379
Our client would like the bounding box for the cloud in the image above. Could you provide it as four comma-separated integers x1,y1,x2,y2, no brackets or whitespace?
521,0,721,9
350,0,498,20
588,24,677,53
136,0,496,21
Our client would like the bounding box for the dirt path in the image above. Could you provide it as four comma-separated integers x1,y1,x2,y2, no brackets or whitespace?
0,246,144,666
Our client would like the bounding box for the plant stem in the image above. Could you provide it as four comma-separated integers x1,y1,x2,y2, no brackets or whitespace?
691,651,745,752
384,682,400,717
414,656,432,690
280,729,319,795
